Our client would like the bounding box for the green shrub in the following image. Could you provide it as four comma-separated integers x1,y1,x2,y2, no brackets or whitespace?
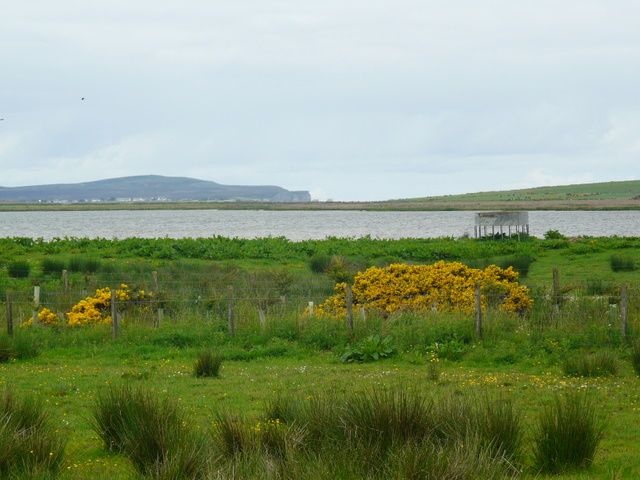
544,230,566,240
308,254,331,273
194,351,222,378
562,351,618,377
41,258,66,275
341,335,395,363
68,256,101,273
7,260,30,278
533,391,604,473
93,385,208,478
610,254,637,272
0,390,66,477
498,254,536,277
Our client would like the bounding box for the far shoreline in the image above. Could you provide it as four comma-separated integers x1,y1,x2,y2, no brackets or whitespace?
1,199,639,212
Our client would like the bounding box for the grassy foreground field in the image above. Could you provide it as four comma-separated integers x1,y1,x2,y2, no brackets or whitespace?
2,323,640,479
1,235,640,478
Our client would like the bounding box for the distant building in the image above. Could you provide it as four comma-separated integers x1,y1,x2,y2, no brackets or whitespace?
474,211,529,238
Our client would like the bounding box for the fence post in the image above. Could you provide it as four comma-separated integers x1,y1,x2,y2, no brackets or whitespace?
32,286,41,324
152,271,159,291
475,283,483,339
345,284,354,334
621,284,628,342
359,306,366,322
62,270,69,293
227,286,235,336
6,293,13,337
111,290,119,339
308,301,314,317
552,268,561,310
156,308,164,328
258,308,266,331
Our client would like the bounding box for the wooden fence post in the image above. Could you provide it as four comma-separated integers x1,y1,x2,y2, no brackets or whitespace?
227,286,235,336
111,290,119,339
552,268,561,310
308,301,314,317
32,286,41,324
6,293,13,337
345,284,354,334
621,284,629,342
152,271,159,291
475,283,483,339
155,308,164,328
62,270,69,293
258,308,266,331
359,306,366,322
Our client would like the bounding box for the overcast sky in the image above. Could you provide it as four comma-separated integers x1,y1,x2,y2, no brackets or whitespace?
1,1,639,200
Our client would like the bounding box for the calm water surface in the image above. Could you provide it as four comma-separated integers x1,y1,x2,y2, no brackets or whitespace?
0,210,638,240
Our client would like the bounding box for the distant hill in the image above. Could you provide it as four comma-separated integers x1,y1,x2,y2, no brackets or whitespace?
0,175,311,203
403,180,640,203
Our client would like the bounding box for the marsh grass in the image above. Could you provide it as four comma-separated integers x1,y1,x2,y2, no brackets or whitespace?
0,390,65,477
7,260,30,278
213,411,255,458
610,254,637,272
194,350,223,377
93,385,208,478
41,258,66,276
562,351,619,377
533,391,604,473
0,335,39,363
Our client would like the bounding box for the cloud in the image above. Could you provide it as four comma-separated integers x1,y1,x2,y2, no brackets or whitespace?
1,1,639,199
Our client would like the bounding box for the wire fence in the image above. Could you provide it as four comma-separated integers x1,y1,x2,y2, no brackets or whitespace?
1,275,638,348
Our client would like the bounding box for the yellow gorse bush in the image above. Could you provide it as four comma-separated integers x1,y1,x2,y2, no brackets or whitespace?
37,307,59,326
66,284,152,327
316,261,532,318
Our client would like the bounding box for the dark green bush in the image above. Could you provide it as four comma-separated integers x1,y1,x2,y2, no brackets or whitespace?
194,351,222,378
610,254,637,272
544,230,566,240
41,257,66,275
533,391,604,473
498,254,536,277
7,260,30,278
68,256,101,273
308,254,331,273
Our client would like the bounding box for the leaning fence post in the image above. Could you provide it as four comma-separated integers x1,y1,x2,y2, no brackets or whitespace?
345,284,354,334
227,286,235,336
620,284,628,342
111,290,119,339
475,283,483,339
6,293,13,337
